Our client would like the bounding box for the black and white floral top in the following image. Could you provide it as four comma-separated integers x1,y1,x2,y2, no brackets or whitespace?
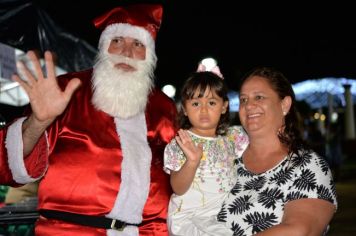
217,149,338,236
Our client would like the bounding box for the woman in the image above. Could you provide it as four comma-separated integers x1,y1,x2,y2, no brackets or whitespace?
217,67,337,235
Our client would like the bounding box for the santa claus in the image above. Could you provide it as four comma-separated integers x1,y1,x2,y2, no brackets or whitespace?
0,4,177,236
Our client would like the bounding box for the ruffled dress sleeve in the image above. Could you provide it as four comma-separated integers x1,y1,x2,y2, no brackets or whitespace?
163,138,186,174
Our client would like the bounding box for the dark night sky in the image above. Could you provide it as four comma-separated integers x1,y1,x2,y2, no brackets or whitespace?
33,1,356,92
1,0,355,123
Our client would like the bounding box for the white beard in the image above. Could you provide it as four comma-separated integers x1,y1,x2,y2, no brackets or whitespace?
92,49,156,119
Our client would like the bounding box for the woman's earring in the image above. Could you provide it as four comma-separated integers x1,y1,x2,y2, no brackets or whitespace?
222,108,227,114
283,111,287,116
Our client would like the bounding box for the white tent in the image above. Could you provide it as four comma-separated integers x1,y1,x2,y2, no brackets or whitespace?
293,78,356,109
0,43,66,107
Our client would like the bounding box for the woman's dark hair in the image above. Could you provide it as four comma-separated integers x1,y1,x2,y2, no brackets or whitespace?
178,71,230,135
239,67,309,155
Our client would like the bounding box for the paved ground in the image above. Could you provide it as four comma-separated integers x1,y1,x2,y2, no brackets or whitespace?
327,158,356,236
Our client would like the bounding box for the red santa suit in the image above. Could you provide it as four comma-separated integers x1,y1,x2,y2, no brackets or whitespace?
0,68,177,235
0,4,177,235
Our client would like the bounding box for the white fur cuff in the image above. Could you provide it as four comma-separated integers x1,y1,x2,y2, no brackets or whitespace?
5,117,46,184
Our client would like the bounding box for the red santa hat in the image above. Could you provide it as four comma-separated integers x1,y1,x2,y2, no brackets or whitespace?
93,4,163,53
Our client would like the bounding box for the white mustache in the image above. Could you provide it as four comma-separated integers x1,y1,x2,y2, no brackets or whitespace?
108,54,139,69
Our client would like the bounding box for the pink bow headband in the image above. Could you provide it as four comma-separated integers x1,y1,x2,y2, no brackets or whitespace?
196,63,224,79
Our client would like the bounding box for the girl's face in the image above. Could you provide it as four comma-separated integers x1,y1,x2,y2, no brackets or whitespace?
183,87,228,137
238,76,290,138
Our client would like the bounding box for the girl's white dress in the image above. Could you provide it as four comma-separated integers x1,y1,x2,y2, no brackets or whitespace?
164,126,249,235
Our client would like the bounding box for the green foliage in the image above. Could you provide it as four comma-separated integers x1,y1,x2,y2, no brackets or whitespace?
0,185,9,202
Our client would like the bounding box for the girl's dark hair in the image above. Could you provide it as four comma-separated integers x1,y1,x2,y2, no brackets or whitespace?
178,71,230,135
239,67,309,156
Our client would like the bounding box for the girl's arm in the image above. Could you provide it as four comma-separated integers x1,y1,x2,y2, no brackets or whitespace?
170,129,203,195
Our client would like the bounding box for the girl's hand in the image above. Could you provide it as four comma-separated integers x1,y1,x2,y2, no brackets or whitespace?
175,129,203,164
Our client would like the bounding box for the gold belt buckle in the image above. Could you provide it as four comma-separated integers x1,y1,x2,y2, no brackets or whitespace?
110,219,126,231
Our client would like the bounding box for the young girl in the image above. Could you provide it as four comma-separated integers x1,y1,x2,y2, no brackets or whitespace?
163,70,249,235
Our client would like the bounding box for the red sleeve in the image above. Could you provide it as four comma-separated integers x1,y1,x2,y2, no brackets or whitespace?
0,127,13,185
0,123,48,186
23,134,48,179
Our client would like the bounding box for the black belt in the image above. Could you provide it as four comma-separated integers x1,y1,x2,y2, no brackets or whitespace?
39,209,140,231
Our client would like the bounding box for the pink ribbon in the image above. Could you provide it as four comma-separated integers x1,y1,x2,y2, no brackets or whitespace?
196,63,224,79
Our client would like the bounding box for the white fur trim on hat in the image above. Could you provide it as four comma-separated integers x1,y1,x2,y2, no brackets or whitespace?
99,23,155,52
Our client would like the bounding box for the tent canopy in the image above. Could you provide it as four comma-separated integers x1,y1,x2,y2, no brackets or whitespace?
293,78,356,109
0,0,97,107
0,0,97,73
0,44,67,106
